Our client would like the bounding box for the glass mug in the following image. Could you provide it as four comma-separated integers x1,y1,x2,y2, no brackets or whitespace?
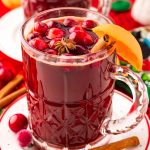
22,0,112,19
21,8,148,149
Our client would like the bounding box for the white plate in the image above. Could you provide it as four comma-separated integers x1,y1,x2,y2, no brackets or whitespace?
0,90,150,150
0,7,24,62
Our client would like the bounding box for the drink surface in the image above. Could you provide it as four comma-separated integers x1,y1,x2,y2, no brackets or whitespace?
22,16,115,148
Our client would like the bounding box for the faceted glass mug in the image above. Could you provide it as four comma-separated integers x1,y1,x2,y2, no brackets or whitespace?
22,0,112,19
21,7,148,150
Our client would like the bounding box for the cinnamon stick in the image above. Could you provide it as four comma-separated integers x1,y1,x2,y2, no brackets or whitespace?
0,74,24,99
90,136,140,150
0,87,26,109
91,34,109,53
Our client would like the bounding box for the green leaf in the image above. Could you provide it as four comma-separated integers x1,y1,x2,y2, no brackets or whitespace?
120,60,128,66
130,66,140,73
141,73,150,82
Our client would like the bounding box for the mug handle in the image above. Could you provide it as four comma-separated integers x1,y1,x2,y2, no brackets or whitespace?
101,64,149,135
98,0,112,16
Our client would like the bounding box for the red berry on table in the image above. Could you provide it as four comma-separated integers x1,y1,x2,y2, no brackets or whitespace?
29,38,48,50
0,63,14,89
17,129,32,147
49,38,61,49
46,28,64,39
9,114,28,133
63,18,77,27
34,22,48,34
2,68,13,81
82,20,97,29
0,66,13,81
69,31,93,45
46,49,58,55
69,25,83,33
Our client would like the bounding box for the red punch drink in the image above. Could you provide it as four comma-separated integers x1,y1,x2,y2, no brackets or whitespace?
22,11,115,148
21,8,148,150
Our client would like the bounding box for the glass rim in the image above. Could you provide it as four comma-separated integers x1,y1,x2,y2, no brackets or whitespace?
21,7,114,62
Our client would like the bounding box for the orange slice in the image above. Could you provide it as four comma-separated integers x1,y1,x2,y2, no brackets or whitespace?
1,0,21,9
93,24,143,71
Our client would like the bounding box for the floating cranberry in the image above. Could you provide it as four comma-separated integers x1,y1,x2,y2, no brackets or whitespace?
63,18,77,27
29,38,48,50
46,49,58,55
46,28,64,39
9,114,28,133
49,38,61,49
27,32,40,41
42,36,50,43
69,31,93,45
69,25,83,33
34,22,48,34
82,20,97,29
17,129,32,147
83,33,94,45
47,21,58,28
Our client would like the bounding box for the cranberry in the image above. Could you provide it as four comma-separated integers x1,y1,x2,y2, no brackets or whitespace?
1,68,13,81
46,49,58,55
83,33,94,45
29,38,48,50
69,25,83,33
46,28,64,39
17,129,32,147
0,63,14,89
69,31,93,45
34,22,48,34
9,114,28,133
82,20,97,29
63,18,77,27
42,36,50,43
143,59,150,71
27,32,40,41
49,38,61,49
47,21,58,28
0,66,13,81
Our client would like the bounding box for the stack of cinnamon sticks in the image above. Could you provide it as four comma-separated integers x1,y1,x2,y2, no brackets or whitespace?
0,74,26,109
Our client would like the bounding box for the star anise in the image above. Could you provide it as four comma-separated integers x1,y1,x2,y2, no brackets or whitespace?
55,38,76,55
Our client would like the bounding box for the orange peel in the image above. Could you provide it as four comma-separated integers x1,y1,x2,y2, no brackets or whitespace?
1,0,21,9
93,24,143,71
